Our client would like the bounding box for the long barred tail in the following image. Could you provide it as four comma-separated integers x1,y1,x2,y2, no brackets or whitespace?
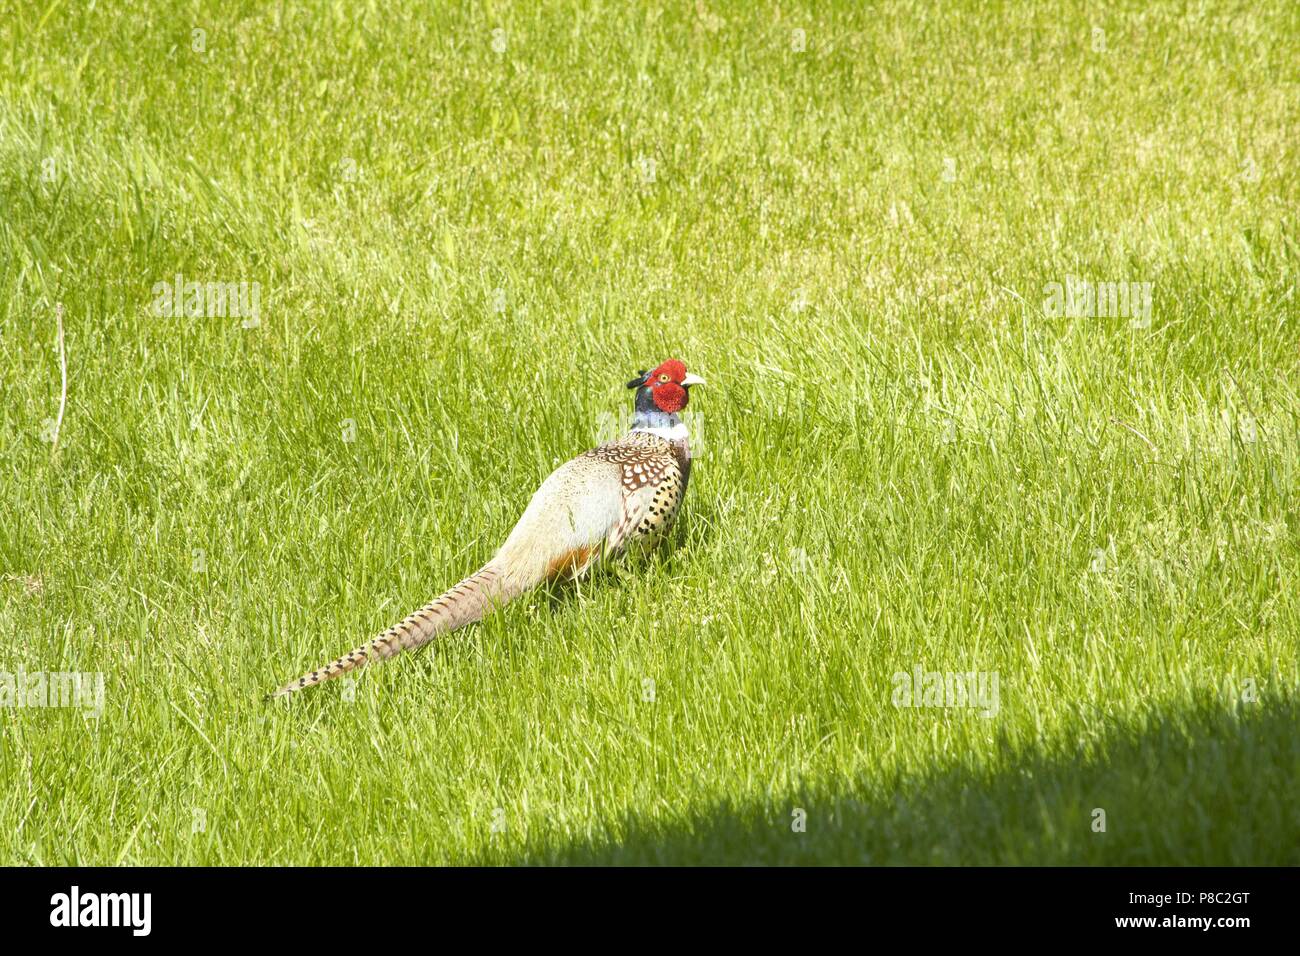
268,562,515,699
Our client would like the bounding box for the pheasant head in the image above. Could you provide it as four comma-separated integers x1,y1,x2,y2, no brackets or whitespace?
626,359,705,416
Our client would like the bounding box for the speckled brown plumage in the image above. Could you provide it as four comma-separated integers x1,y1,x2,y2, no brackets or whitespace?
585,430,690,552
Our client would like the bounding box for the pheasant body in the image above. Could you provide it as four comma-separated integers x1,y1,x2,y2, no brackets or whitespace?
269,359,702,698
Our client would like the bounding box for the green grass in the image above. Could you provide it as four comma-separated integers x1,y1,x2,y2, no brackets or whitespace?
1,0,1297,865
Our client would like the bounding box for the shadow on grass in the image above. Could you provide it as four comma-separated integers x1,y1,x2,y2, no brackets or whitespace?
517,696,1299,865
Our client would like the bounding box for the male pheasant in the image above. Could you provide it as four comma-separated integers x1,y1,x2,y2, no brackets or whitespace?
269,359,704,698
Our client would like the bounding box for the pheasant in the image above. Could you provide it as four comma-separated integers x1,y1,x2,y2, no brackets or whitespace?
269,358,704,698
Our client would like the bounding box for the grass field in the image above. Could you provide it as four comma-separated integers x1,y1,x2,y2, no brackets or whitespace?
2,0,1298,865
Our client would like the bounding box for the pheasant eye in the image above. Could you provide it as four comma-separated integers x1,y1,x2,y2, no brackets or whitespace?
658,374,670,383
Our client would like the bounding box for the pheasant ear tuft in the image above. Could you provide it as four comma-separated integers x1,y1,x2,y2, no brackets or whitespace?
627,370,648,389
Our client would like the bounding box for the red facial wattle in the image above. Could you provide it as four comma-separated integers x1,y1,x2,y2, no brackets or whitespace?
648,359,687,383
651,382,687,413
643,358,690,413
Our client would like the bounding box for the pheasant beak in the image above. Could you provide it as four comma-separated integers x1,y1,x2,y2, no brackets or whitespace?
681,373,706,388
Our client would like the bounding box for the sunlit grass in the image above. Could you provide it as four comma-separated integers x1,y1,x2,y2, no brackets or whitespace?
0,0,1297,864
